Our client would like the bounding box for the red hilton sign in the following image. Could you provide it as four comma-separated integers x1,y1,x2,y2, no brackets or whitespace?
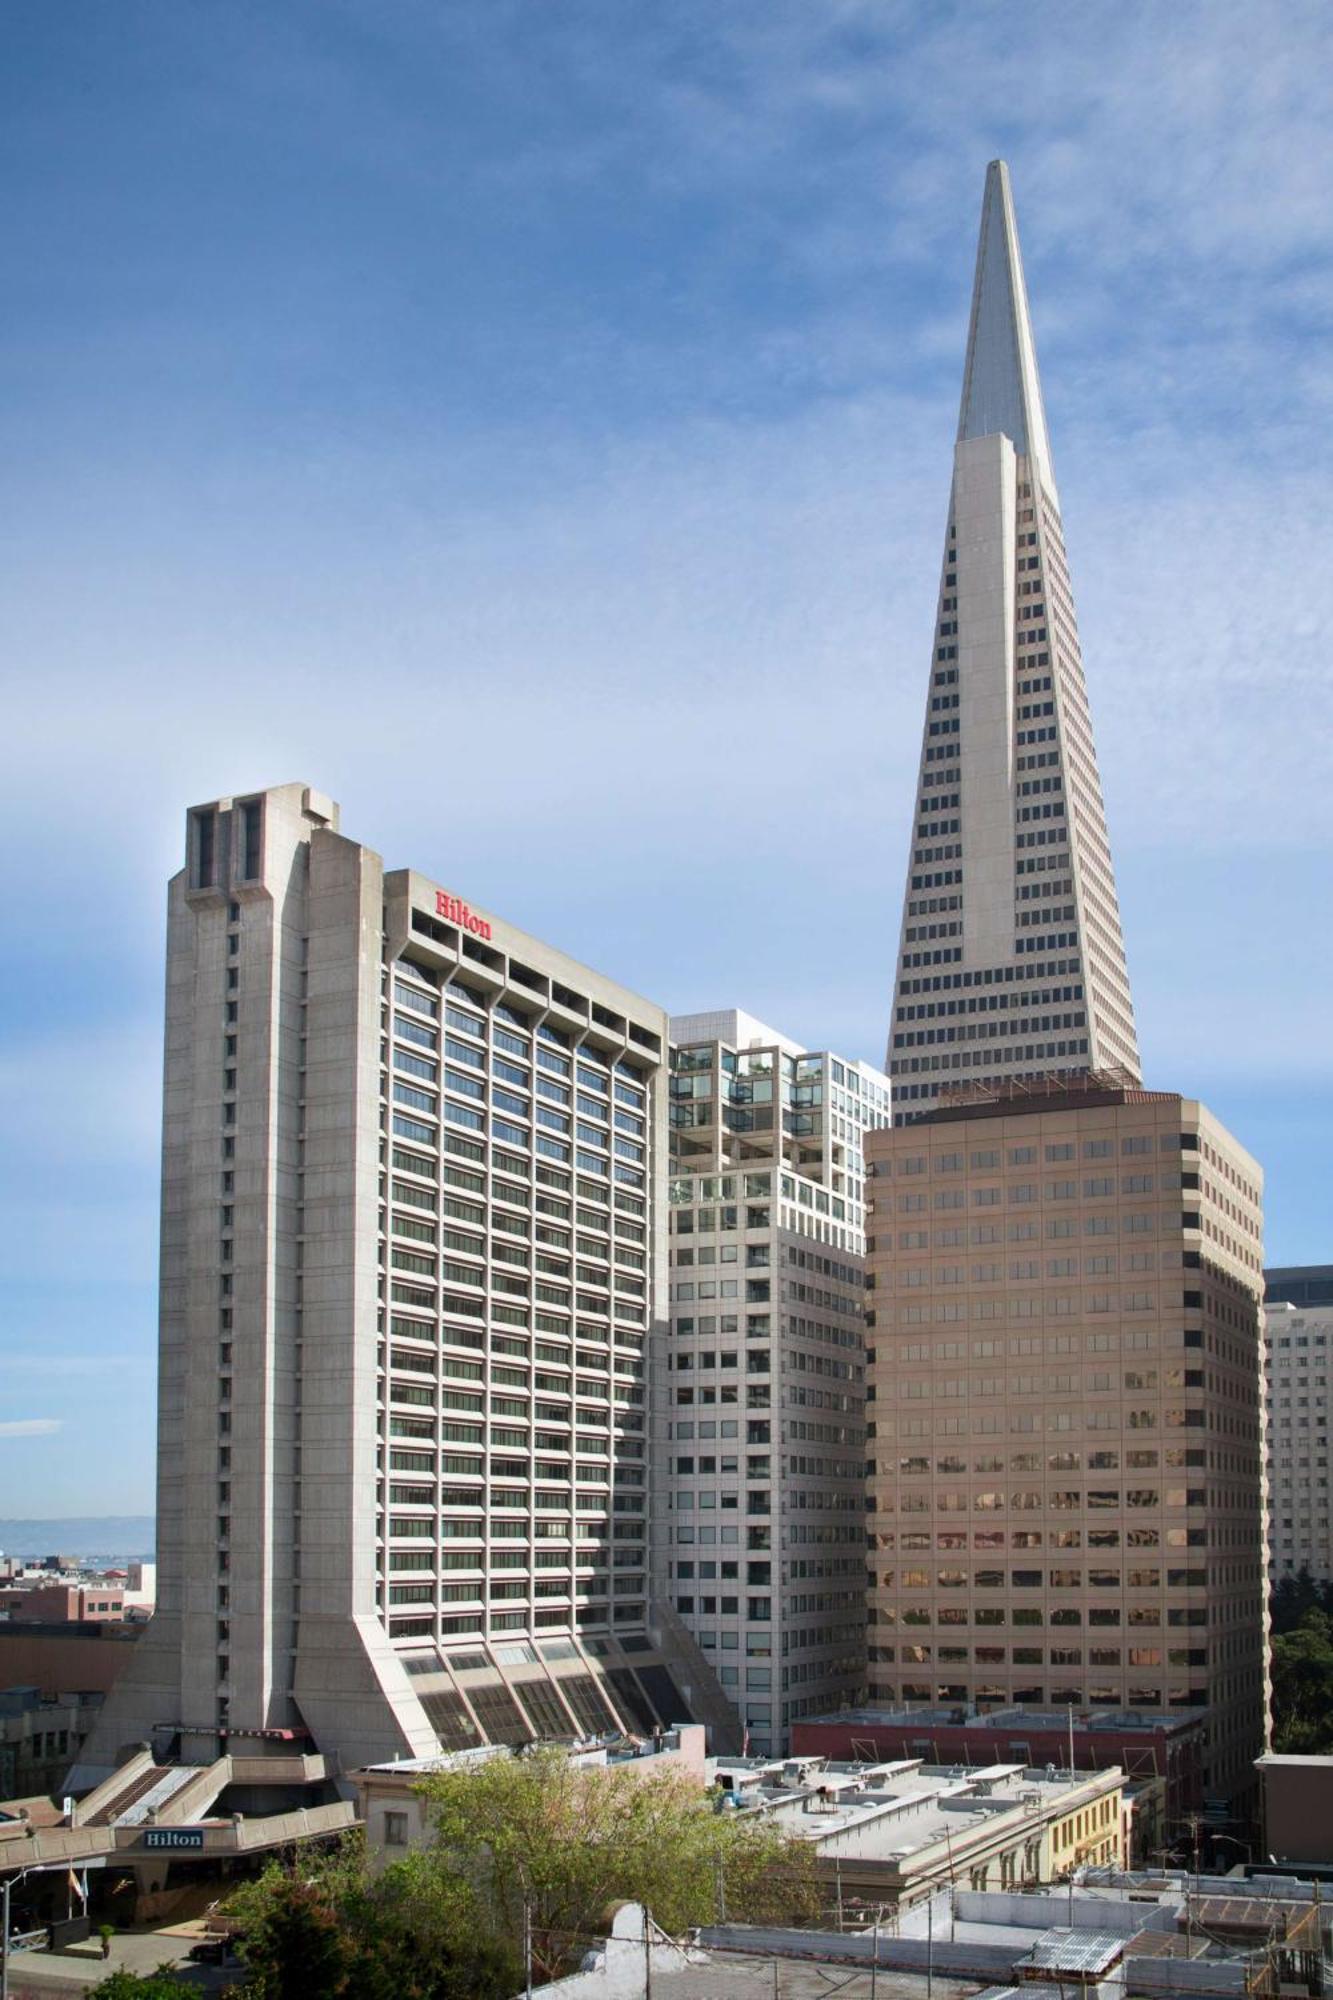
436,890,493,942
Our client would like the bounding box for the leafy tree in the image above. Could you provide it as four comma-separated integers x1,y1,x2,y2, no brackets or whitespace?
87,1976,188,1998
235,1876,354,1999
417,1744,819,1980
225,1834,517,2000
337,1853,517,2000
1271,1567,1333,1635
1271,1607,1333,1752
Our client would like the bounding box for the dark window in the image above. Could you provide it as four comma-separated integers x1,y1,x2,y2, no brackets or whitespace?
512,1677,576,1739
240,800,262,880
420,1689,480,1751
466,1680,534,1746
193,809,217,889
606,1667,659,1733
558,1673,621,1736
635,1664,692,1725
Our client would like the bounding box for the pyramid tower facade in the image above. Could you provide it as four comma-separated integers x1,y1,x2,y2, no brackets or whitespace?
888,162,1140,1119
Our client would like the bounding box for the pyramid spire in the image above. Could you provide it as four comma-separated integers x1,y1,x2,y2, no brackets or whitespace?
886,163,1139,1120
958,160,1056,500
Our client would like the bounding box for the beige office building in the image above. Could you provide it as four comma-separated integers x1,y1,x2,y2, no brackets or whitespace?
887,161,1139,1121
1264,1300,1333,1585
77,782,725,1790
663,1010,891,1753
863,1075,1268,1819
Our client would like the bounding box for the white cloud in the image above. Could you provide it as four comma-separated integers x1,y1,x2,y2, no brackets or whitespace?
0,1420,63,1439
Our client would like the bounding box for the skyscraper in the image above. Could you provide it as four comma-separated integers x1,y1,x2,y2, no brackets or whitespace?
662,1010,891,1752
888,161,1140,1122
863,1077,1269,1821
76,784,727,1792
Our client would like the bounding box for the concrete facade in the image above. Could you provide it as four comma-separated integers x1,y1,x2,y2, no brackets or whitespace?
663,1011,891,1752
888,161,1139,1121
1263,1301,1333,1584
863,1079,1268,1821
76,784,722,1791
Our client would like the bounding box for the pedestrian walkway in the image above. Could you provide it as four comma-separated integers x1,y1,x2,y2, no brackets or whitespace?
5,1918,236,1992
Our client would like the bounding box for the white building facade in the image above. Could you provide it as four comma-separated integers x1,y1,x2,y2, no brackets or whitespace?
888,161,1139,1121
662,1009,890,1754
77,784,723,1789
1264,1300,1333,1585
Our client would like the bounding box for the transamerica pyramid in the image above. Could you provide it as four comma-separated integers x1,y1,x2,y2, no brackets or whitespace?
887,160,1140,1120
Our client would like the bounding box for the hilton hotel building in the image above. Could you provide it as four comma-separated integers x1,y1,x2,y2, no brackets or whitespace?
78,783,727,1786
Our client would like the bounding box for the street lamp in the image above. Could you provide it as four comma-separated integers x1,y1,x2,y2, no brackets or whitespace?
1211,1834,1253,1870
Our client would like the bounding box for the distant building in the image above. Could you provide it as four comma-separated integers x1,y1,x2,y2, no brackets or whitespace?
124,1562,156,1607
1266,1266,1333,1309
1264,1301,1333,1584
663,1009,891,1753
0,1687,104,1798
4,1585,127,1624
0,1620,140,1703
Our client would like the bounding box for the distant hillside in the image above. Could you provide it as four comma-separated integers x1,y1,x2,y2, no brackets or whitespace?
0,1517,155,1560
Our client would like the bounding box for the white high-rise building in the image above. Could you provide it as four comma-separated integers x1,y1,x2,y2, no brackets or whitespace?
77,784,731,1792
1264,1299,1333,1585
888,161,1140,1122
662,1010,891,1754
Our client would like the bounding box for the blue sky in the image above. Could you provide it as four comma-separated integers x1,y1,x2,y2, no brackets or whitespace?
2,1,1330,1515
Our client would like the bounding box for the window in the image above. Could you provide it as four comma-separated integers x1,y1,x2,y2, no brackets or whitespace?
383,1810,409,1848
192,808,217,889
239,798,262,879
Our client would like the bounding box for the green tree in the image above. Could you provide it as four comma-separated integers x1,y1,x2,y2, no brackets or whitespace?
1271,1607,1333,1752
1270,1566,1333,1635
417,1745,819,1981
225,1834,517,2000
236,1876,354,1999
87,1976,188,1998
338,1853,516,2000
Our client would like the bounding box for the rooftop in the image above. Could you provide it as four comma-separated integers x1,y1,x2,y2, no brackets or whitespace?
902,1069,1176,1126
361,1725,701,1781
707,1755,1120,1862
802,1705,1204,1735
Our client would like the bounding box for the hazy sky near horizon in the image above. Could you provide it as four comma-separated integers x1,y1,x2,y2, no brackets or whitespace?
2,1,1331,1516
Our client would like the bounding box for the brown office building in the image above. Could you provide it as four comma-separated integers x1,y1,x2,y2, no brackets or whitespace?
863,1074,1268,1821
